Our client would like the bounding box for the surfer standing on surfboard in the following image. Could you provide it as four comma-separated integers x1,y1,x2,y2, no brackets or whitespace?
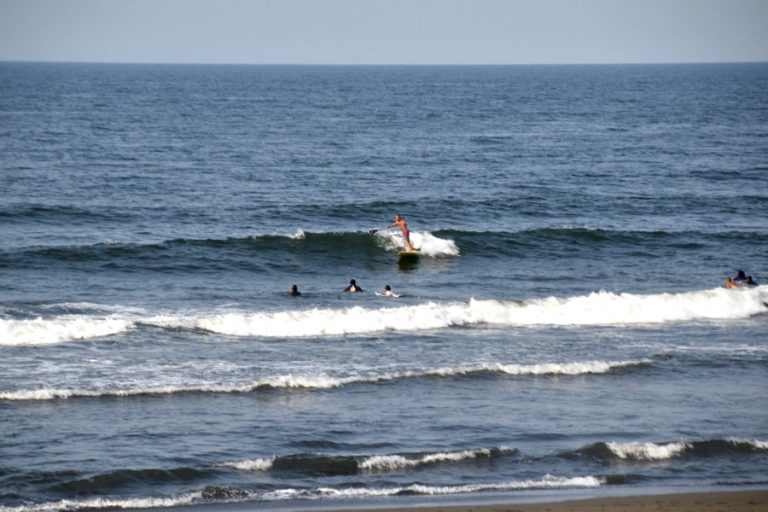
388,214,415,251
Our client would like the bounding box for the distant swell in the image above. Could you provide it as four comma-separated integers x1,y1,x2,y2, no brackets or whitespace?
0,360,648,401
0,229,458,270
6,227,768,269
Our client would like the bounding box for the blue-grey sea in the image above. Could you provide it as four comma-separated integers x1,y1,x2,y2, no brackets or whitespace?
1,62,767,512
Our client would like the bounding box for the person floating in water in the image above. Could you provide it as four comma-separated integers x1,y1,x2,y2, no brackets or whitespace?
725,277,739,289
732,270,758,286
387,214,415,251
344,279,363,293
288,284,301,296
376,284,400,298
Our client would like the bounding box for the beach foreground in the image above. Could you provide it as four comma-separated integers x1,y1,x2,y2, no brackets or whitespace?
316,490,768,512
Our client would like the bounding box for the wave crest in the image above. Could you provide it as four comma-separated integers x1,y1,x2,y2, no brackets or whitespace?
145,286,768,338
3,286,764,346
0,360,647,401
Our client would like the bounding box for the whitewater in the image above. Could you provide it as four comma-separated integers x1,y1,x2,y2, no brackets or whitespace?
2,286,765,346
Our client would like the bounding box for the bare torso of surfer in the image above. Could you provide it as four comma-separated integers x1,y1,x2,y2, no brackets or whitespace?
389,214,415,251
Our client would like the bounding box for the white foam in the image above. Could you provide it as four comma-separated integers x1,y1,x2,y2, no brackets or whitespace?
360,447,505,472
261,475,602,500
146,286,768,338
606,441,690,460
0,316,132,346
727,438,768,450
0,492,199,512
218,456,276,471
375,229,460,256
3,286,763,346
289,228,306,239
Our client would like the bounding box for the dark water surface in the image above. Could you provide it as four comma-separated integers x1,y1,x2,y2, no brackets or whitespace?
1,63,767,511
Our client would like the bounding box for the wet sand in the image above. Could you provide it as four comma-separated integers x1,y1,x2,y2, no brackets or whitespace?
316,490,768,512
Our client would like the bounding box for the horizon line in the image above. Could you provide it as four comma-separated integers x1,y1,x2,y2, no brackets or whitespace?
2,59,767,67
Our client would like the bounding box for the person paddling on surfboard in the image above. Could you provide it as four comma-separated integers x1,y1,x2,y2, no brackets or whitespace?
387,214,415,251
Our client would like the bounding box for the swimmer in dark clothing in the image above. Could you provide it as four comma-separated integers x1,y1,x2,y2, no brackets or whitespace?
288,284,301,296
745,276,758,286
344,279,363,293
734,270,748,283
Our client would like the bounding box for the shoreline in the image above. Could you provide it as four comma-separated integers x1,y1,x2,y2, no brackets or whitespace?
298,489,768,512
152,488,768,512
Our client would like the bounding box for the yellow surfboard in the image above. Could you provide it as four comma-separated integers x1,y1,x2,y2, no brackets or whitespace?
397,250,420,263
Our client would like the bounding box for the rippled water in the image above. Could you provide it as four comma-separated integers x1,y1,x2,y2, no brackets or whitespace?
1,63,767,511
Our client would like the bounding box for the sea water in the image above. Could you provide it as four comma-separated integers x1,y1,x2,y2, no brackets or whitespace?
1,63,767,511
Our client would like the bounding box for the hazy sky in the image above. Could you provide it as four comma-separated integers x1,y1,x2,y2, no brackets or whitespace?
1,0,767,65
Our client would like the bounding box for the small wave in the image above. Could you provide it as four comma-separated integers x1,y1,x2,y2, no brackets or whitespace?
0,475,602,511
217,456,276,471
576,438,768,462
0,492,199,512
262,475,603,500
0,360,646,401
50,467,211,494
359,447,515,472
220,447,515,476
605,441,690,461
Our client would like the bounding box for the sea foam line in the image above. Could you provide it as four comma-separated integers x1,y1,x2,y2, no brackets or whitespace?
262,475,603,500
0,475,602,512
0,492,199,512
0,359,648,401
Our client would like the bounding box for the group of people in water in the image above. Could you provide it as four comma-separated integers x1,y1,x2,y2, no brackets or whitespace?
725,270,759,289
288,213,411,299
288,280,400,298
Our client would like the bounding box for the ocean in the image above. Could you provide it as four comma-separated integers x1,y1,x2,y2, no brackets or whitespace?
1,62,767,512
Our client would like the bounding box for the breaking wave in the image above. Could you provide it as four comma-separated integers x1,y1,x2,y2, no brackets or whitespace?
0,359,648,401
219,447,516,476
2,286,764,346
574,438,768,462
0,474,602,512
0,316,132,346
147,286,768,337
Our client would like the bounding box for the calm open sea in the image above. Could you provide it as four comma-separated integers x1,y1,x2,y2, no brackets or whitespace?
1,62,767,512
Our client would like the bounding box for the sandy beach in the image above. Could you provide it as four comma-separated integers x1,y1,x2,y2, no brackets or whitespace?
320,490,768,512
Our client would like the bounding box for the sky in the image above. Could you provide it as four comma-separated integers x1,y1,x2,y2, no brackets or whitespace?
1,0,767,65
